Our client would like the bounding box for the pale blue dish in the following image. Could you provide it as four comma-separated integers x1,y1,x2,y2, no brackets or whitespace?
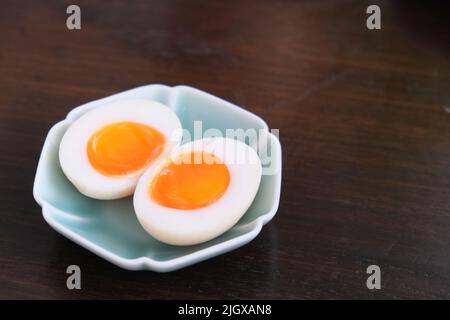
33,85,282,272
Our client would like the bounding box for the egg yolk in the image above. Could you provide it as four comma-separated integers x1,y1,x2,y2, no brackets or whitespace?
150,151,230,210
87,122,165,177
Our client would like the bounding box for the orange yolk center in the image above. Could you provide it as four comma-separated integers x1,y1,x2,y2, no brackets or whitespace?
150,151,230,210
87,122,165,177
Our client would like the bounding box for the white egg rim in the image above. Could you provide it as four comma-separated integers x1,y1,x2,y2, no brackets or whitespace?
59,99,182,200
133,137,262,246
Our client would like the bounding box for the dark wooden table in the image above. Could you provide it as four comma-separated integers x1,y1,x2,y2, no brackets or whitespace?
1,0,450,299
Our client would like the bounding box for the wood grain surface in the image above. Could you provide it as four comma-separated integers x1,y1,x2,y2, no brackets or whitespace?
1,0,450,299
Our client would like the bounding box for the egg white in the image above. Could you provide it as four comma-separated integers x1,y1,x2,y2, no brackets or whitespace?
133,137,262,246
59,99,182,200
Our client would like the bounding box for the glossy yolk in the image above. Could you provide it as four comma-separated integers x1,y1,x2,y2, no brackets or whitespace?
87,122,165,177
150,151,230,210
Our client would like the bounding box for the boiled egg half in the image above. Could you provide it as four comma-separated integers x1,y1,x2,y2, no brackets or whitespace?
133,137,262,246
59,99,182,200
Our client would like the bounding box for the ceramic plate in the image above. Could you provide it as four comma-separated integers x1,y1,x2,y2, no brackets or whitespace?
33,85,282,272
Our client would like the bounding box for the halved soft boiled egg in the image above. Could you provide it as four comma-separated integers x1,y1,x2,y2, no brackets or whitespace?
59,99,182,200
133,137,262,246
